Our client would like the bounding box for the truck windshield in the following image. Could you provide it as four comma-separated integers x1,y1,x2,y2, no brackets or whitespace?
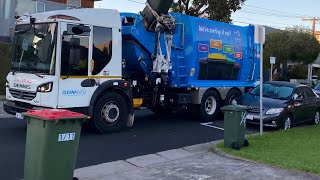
11,23,57,75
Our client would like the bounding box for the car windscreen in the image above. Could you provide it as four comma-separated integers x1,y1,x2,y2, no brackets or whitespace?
250,84,294,100
314,83,320,90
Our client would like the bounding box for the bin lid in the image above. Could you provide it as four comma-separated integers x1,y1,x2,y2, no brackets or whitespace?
25,109,87,121
221,105,251,112
208,53,227,60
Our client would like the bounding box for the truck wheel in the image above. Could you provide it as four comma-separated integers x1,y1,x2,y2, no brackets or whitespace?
225,89,242,105
200,90,221,122
93,93,128,133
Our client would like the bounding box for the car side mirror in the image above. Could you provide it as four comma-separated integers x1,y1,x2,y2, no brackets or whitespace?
72,24,91,35
292,94,303,102
69,37,81,67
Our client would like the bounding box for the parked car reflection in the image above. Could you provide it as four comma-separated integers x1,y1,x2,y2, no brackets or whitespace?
238,81,320,130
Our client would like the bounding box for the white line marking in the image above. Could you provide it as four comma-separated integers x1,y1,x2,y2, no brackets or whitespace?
200,122,224,131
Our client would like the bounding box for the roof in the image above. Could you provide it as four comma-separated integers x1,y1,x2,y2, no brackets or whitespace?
18,9,121,29
265,81,305,88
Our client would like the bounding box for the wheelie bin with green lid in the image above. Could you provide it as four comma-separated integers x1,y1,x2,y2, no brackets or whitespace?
221,105,251,150
23,109,87,180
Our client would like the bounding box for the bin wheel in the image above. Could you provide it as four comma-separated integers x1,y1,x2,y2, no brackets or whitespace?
243,139,249,147
200,90,221,122
93,93,128,133
73,177,79,180
231,142,241,150
282,116,292,130
225,89,242,105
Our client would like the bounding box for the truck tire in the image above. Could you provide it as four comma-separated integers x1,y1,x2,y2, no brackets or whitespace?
200,90,221,122
93,93,128,133
225,89,242,105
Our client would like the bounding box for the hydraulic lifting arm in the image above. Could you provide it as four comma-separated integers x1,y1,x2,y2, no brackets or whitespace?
141,0,176,74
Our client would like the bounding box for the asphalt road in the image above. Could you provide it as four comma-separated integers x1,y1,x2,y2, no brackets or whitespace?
0,110,237,180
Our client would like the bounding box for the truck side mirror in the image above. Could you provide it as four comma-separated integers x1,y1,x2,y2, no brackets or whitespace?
69,37,81,66
72,24,91,35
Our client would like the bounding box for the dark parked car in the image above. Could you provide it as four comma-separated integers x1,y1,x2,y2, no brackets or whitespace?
238,81,320,130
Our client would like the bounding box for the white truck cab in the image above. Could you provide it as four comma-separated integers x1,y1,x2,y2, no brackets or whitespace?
4,9,134,133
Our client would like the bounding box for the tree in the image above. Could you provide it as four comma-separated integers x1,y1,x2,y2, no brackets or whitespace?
264,27,320,80
171,0,246,23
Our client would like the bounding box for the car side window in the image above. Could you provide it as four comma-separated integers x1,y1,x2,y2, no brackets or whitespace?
294,88,305,99
304,87,316,98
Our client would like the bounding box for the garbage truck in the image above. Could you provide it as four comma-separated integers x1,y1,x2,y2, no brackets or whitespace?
3,0,262,133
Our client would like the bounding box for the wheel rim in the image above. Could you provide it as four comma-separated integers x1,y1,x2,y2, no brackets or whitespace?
229,95,238,105
284,117,291,130
315,111,320,124
101,102,120,123
205,96,217,115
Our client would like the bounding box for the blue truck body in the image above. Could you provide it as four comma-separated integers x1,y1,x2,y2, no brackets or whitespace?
121,12,260,89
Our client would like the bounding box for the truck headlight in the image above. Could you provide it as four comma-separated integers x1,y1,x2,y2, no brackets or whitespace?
5,80,9,88
266,108,284,115
37,82,53,93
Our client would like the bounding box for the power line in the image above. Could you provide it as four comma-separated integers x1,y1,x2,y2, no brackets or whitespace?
239,9,302,19
234,17,295,27
243,8,302,18
233,20,286,29
244,4,312,17
127,0,145,4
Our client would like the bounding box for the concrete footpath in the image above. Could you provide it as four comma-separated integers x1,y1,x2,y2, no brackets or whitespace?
74,142,320,180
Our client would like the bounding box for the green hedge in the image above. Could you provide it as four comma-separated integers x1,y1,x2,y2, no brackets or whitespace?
0,43,12,95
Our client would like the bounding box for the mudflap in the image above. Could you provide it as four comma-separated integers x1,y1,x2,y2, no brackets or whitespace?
126,113,135,127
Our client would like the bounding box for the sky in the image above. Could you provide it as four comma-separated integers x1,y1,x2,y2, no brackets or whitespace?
95,0,320,30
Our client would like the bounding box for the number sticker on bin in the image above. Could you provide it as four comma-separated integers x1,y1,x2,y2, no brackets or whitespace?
58,133,75,142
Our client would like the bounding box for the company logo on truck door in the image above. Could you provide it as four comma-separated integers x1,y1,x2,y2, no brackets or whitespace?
14,78,32,84
62,89,86,96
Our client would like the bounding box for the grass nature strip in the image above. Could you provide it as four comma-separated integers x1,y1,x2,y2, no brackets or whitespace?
215,125,320,175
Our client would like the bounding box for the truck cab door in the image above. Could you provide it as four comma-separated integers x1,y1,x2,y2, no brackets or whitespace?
57,22,92,108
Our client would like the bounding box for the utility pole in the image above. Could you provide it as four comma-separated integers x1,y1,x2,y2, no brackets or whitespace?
302,17,320,86
302,17,320,36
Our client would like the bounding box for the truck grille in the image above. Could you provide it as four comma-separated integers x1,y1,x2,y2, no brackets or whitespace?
9,89,37,101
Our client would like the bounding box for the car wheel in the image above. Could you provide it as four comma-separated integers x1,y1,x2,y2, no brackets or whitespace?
313,111,320,125
282,116,292,130
225,89,242,105
93,93,128,133
200,90,221,122
243,139,249,147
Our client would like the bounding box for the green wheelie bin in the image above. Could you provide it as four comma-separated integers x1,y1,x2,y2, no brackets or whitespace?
221,105,251,150
23,109,87,180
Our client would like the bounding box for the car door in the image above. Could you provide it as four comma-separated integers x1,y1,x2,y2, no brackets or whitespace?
291,87,308,123
302,87,318,122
